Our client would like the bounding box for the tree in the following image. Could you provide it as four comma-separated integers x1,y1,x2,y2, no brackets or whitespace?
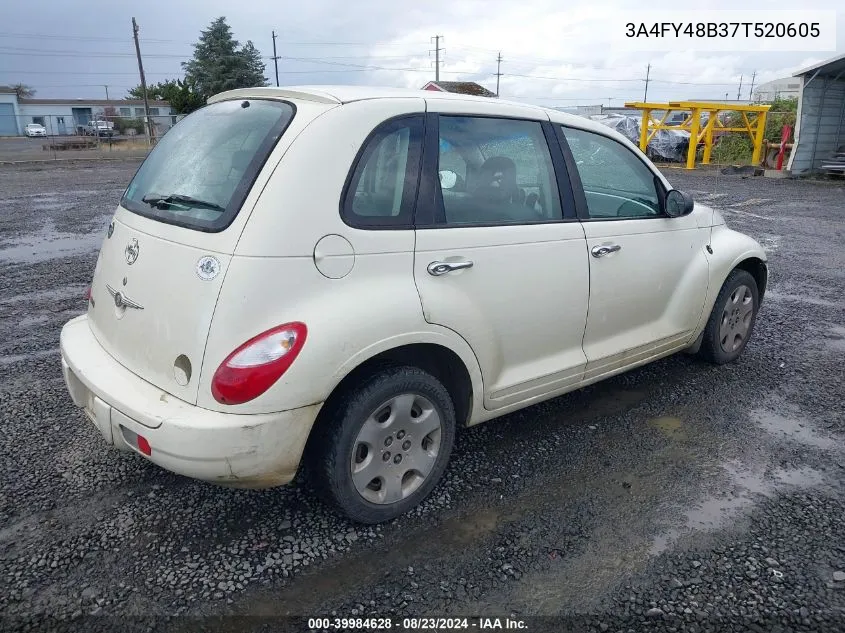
11,83,35,98
125,79,204,114
239,41,269,88
182,17,268,99
126,84,161,100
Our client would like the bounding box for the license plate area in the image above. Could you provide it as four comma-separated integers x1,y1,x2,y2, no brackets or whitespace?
85,395,114,445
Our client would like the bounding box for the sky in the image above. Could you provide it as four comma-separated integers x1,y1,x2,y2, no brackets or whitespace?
0,0,843,106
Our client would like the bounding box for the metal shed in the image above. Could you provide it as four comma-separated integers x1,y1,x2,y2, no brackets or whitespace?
787,53,845,175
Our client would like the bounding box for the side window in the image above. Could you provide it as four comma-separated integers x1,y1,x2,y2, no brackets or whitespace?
437,116,562,226
342,116,423,228
561,126,661,219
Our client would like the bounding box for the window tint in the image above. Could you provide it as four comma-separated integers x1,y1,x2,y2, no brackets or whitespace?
121,99,294,232
342,116,423,228
437,116,561,225
561,126,661,219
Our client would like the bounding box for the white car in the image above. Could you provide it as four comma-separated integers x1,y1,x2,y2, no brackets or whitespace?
60,86,768,523
24,123,47,137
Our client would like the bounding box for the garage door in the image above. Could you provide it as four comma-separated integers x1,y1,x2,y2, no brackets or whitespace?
0,103,17,136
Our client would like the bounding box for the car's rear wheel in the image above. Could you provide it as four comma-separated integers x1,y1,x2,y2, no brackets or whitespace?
699,269,760,364
313,366,456,524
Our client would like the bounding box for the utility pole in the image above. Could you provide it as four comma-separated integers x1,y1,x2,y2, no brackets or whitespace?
271,31,280,87
643,63,651,102
103,85,109,101
495,52,503,97
725,92,729,101
431,35,443,82
749,70,756,100
737,74,743,101
132,17,155,142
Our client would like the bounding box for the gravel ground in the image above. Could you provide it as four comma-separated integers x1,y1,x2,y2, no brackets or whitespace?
0,161,844,633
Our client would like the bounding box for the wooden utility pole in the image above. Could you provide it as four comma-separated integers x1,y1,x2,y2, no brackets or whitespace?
271,31,280,87
495,52,503,97
737,74,743,101
643,63,650,102
132,17,155,142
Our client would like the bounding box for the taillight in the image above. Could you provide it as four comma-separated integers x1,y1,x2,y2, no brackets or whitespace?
211,322,307,405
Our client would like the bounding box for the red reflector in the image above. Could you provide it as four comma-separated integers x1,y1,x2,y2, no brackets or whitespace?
137,435,151,456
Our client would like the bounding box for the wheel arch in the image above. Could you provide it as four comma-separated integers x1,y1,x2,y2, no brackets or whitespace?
733,256,768,300
301,340,479,473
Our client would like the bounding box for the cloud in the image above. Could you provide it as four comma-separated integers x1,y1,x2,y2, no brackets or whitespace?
0,0,841,103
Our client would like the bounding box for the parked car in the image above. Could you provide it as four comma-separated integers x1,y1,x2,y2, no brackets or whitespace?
60,86,768,523
82,120,115,137
24,123,47,137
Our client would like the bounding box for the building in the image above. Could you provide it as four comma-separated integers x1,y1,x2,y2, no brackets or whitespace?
421,81,497,97
0,89,173,137
786,53,845,175
752,77,801,102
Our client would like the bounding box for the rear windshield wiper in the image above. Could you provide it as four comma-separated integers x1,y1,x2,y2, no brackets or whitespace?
142,194,225,212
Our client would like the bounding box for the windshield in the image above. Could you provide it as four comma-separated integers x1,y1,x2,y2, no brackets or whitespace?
121,99,294,232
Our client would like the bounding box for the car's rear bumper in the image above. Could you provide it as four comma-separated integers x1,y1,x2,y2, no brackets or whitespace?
60,314,321,488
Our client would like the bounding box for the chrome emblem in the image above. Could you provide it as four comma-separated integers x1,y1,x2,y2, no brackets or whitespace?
106,284,144,310
196,255,221,281
107,222,114,238
125,238,140,265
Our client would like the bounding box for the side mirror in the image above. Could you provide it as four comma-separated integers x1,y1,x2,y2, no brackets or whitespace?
665,189,695,217
439,170,458,190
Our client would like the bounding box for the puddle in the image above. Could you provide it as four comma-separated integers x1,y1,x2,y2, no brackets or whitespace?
651,461,826,555
0,348,59,366
822,325,845,353
729,198,772,208
649,416,683,435
752,409,836,450
765,290,837,308
18,314,49,328
0,217,108,263
0,285,88,305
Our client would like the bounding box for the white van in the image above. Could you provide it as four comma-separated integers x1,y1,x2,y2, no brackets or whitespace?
60,86,768,523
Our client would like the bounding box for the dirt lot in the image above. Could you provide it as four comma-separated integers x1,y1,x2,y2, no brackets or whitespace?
1,161,844,633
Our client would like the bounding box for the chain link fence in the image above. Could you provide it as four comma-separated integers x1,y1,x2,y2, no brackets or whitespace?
0,113,183,162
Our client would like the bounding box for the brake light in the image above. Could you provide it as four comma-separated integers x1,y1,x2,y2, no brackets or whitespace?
211,322,307,405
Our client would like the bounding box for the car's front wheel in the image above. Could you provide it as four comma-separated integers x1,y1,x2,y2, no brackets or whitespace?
313,366,456,524
700,269,760,364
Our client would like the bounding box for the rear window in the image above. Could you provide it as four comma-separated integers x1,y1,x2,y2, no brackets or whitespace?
121,99,294,232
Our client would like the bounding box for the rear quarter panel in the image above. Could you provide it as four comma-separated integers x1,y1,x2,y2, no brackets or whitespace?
197,98,485,415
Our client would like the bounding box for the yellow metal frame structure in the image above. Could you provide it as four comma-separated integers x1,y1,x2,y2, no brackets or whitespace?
623,101,771,169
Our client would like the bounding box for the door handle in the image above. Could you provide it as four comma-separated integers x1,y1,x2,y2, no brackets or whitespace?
427,259,474,276
591,244,622,258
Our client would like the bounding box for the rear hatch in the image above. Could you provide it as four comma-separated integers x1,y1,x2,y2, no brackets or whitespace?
87,97,296,405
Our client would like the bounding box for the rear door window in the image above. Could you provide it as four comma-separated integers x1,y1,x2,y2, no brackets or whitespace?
121,99,294,232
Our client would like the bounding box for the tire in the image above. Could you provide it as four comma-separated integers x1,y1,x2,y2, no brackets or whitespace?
312,366,456,524
699,269,760,364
